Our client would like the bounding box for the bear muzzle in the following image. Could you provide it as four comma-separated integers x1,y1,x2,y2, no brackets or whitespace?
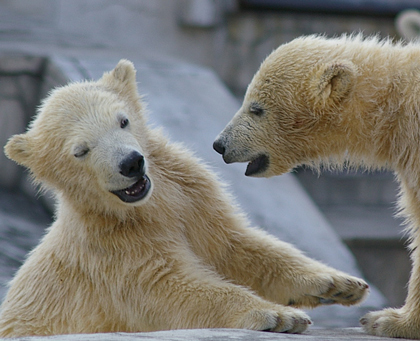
111,151,152,203
213,137,236,164
213,137,270,177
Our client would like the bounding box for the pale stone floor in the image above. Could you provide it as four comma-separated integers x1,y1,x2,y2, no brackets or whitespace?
3,328,417,341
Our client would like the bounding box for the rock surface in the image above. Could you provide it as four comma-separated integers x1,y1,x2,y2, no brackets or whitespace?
0,190,51,300
5,328,418,341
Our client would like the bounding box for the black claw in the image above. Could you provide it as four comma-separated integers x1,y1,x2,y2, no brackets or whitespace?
319,298,335,304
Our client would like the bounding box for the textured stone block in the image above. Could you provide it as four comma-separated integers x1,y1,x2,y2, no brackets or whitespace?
0,76,19,98
0,99,26,189
0,55,44,75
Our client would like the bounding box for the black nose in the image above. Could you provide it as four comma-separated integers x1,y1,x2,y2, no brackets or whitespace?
119,151,145,178
213,139,225,155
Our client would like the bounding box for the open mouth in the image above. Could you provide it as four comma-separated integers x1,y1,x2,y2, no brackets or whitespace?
245,154,269,176
111,175,151,203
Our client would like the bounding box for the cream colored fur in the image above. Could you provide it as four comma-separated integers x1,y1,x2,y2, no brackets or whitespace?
0,60,368,337
214,34,420,338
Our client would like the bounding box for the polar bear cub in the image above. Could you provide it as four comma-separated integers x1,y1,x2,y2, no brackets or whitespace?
214,34,420,339
0,59,368,337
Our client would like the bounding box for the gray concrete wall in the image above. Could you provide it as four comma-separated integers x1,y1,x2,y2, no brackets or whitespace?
1,0,398,94
0,56,45,189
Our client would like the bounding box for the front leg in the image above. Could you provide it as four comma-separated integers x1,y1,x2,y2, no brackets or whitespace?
216,227,369,308
360,180,420,339
140,257,312,333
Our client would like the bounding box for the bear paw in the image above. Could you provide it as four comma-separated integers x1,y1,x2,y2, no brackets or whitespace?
315,274,369,306
289,273,369,308
236,305,312,333
360,307,420,339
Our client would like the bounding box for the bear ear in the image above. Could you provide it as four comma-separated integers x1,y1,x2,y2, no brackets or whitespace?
4,133,32,166
100,59,138,98
311,61,356,110
110,59,137,84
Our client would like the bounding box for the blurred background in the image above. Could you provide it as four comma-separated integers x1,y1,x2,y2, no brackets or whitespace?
1,0,417,94
1,0,420,329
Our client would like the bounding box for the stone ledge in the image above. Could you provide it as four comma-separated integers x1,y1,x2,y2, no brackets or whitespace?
3,328,415,341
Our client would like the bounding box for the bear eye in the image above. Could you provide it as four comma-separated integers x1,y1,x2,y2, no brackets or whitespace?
249,103,264,116
120,118,129,129
74,146,89,158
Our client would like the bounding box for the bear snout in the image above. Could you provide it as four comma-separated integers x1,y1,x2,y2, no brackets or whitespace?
213,139,226,156
213,137,240,164
119,151,145,178
213,138,238,164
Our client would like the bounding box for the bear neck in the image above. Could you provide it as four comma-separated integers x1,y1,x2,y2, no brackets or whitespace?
319,43,420,174
57,194,146,231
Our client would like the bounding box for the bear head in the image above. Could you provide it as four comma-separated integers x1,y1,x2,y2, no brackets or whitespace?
4,60,154,215
213,36,357,177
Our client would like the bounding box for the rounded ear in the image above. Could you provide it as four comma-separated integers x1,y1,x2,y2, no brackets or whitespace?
311,61,357,110
109,59,137,84
4,133,32,167
99,59,139,98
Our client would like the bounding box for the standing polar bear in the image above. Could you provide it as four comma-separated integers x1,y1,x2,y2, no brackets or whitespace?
0,60,369,337
213,34,420,339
